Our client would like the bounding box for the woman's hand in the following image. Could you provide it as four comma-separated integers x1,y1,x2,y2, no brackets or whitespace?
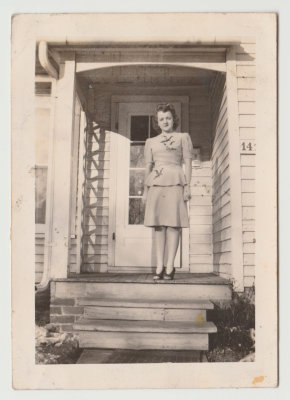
183,184,191,202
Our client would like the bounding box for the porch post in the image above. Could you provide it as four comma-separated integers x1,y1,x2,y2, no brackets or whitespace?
49,56,76,279
226,47,244,292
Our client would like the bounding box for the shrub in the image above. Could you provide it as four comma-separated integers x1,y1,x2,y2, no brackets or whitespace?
208,285,255,358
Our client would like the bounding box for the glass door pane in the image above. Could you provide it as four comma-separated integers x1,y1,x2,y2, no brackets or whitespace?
128,115,150,225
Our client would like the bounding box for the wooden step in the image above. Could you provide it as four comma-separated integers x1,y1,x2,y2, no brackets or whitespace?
79,298,213,322
74,319,217,350
77,331,210,350
74,319,217,334
84,306,207,322
78,298,214,309
53,280,231,301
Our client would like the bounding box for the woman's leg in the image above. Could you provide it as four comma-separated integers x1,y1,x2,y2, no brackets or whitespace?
154,226,166,272
166,227,180,273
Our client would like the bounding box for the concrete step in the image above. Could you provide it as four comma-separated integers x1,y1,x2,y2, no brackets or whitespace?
74,319,217,350
79,298,213,322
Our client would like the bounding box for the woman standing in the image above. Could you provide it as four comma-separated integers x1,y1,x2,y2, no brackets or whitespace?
142,103,193,280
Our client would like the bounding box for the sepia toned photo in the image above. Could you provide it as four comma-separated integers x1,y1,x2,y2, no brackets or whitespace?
11,12,277,389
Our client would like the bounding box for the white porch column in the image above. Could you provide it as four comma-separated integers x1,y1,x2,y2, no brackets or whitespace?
49,56,76,279
226,47,244,292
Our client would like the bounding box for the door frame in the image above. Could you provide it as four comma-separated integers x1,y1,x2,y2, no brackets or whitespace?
108,95,189,271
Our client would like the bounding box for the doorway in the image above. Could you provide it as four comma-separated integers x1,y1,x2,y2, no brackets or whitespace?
111,100,189,270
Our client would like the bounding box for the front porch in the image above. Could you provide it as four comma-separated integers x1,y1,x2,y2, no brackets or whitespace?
34,38,255,354
35,41,255,293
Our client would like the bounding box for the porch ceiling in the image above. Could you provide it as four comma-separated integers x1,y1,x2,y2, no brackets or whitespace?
77,64,218,87
36,44,226,79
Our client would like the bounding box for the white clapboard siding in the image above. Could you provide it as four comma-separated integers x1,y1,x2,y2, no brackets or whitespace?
242,206,255,220
212,214,231,234
239,127,255,140
238,102,255,115
190,195,212,206
190,224,212,235
243,220,255,233
210,73,231,277
35,232,45,283
213,226,231,242
237,78,256,90
237,45,256,287
241,180,255,193
243,231,255,243
69,238,78,273
243,243,255,253
241,166,255,180
241,193,255,206
237,45,256,286
243,253,255,266
237,90,256,102
236,66,256,78
189,162,213,273
239,114,256,127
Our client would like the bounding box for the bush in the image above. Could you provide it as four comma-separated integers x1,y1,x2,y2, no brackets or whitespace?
207,285,255,361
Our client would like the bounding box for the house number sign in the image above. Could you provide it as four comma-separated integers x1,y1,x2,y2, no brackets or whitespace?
240,140,256,154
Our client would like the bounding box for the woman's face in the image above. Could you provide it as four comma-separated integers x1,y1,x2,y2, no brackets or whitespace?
157,111,174,133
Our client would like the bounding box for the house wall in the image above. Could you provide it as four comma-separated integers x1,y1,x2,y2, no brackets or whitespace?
210,73,231,279
209,40,256,288
235,42,256,288
81,75,213,273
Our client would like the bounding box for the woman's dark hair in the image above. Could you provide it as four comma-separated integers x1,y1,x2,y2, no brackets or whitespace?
152,103,179,133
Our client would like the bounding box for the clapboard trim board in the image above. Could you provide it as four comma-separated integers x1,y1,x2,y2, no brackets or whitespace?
235,42,256,287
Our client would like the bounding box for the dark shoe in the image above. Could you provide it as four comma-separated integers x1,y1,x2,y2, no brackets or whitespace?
153,267,165,280
163,267,175,280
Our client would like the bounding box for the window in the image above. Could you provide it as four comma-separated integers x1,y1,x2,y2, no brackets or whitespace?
35,77,54,232
128,115,159,224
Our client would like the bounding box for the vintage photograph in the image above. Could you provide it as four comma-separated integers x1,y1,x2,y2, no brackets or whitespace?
12,13,277,389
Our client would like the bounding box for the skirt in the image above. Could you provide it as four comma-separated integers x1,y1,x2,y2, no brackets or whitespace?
144,185,189,228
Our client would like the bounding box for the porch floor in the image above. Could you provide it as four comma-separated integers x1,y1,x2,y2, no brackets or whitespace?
77,348,205,364
63,272,230,285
